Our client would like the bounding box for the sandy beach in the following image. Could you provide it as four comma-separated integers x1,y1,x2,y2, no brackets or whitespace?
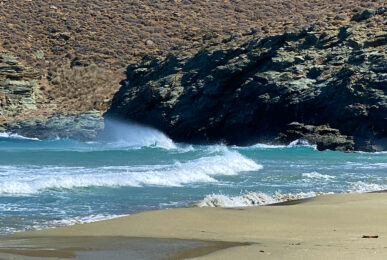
1,193,387,259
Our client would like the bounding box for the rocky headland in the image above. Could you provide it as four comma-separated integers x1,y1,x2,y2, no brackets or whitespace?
0,1,385,151
107,8,386,152
0,0,385,117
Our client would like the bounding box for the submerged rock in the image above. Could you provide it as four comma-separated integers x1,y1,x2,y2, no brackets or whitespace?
4,110,104,141
107,10,386,152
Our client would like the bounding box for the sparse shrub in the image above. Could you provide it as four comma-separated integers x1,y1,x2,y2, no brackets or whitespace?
48,64,123,112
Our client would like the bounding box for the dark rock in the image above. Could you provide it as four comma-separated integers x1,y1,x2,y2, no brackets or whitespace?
106,13,387,152
376,7,386,15
4,110,104,141
70,57,89,67
277,122,354,152
351,9,376,22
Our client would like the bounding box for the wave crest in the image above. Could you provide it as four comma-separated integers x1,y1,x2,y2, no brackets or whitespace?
0,132,39,141
0,150,262,194
302,172,335,180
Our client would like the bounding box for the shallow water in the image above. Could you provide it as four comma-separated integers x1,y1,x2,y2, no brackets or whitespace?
0,122,386,235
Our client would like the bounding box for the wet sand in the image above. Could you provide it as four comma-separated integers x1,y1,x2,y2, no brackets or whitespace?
1,193,387,259
0,237,244,260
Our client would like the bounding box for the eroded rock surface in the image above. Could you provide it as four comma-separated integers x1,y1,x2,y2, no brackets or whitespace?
0,53,41,123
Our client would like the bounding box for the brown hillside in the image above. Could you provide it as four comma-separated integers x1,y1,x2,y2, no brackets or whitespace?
0,0,384,119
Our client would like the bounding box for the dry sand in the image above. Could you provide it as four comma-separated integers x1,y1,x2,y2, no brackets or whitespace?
1,193,387,259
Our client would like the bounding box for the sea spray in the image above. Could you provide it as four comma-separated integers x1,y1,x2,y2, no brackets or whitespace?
99,118,177,149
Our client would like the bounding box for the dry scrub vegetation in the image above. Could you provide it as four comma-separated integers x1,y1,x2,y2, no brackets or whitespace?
48,64,117,112
0,0,385,117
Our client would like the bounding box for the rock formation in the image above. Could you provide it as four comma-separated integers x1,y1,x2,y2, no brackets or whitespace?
0,53,41,123
107,8,386,152
0,53,104,141
1,0,384,115
4,110,104,141
277,122,355,151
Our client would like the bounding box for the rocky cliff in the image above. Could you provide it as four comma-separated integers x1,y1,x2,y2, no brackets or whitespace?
0,53,104,141
1,0,385,116
107,8,387,152
0,53,41,124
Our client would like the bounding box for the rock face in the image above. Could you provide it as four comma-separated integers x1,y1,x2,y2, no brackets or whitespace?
107,9,386,152
277,122,355,152
4,110,104,141
0,53,104,142
0,53,41,122
2,0,385,115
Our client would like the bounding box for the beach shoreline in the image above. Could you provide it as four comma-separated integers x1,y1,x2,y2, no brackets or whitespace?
1,192,387,259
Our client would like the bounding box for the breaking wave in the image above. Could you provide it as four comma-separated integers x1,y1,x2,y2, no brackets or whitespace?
196,191,326,207
0,132,39,141
0,150,262,194
349,181,387,193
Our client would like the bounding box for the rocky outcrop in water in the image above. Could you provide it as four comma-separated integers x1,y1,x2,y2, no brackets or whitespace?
0,53,41,123
277,122,355,151
4,110,104,141
108,8,386,152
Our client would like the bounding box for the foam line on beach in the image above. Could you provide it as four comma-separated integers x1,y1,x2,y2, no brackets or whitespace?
196,191,327,207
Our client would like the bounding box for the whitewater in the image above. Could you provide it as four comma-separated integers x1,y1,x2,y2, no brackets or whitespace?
0,121,386,234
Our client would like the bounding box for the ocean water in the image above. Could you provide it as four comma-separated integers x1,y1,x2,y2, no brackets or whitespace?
0,121,386,235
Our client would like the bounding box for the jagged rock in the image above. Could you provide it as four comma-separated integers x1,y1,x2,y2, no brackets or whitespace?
107,9,386,152
277,122,355,152
4,110,104,141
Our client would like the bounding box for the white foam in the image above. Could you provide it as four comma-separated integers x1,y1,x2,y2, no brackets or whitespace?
47,214,126,227
287,139,316,148
0,132,39,141
355,151,387,154
302,172,335,180
349,181,387,193
197,191,326,207
0,150,262,194
343,162,387,170
241,139,316,149
251,143,287,149
1,214,127,235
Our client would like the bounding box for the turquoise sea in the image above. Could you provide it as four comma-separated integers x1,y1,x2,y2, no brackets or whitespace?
1,121,386,235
